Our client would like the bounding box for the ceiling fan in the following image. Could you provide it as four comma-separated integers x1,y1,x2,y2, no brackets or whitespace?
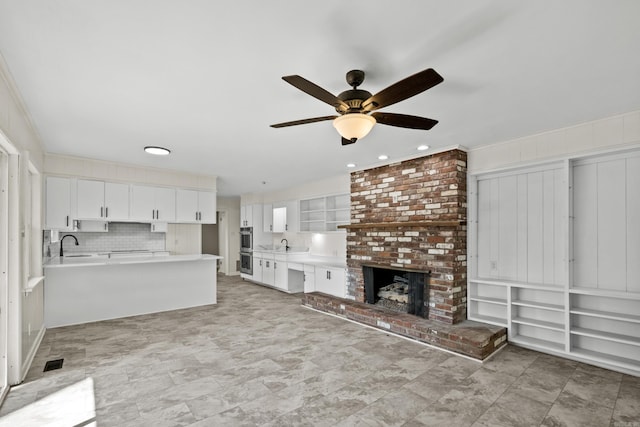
270,68,443,145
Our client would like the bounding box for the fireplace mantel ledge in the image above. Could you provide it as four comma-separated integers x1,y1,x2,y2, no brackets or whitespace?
338,220,466,230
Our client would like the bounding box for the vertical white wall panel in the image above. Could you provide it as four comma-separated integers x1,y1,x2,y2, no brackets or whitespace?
596,159,626,291
573,164,597,288
627,156,640,293
553,169,566,285
498,176,518,279
477,179,492,278
527,172,544,284
516,175,529,282
543,170,556,284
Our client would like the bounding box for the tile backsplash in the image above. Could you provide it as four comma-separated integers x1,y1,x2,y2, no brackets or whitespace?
47,222,166,258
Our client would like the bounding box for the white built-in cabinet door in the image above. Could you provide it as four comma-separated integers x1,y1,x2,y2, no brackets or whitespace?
252,255,264,283
262,257,275,286
45,176,74,230
263,203,273,232
130,185,156,221
198,191,217,223
314,267,346,298
176,189,216,223
240,205,252,227
130,185,176,222
274,257,287,290
272,206,286,232
104,182,129,220
77,180,129,221
155,187,176,222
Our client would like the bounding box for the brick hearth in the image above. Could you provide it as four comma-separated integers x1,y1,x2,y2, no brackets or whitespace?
305,148,507,359
302,292,507,360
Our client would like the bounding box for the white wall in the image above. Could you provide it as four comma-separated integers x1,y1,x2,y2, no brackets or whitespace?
468,110,640,174
217,196,240,275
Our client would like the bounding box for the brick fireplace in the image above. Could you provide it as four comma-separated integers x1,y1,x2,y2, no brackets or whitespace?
303,148,507,360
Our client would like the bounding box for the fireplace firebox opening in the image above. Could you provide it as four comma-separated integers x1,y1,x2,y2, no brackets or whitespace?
362,265,430,318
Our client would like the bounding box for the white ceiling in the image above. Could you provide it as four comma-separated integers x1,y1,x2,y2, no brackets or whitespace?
0,1,639,196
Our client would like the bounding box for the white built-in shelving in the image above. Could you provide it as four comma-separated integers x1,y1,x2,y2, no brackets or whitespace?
468,148,640,377
299,193,349,232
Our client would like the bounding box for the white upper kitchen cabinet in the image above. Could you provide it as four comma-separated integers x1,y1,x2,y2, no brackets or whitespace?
45,176,75,230
176,189,216,224
240,204,253,227
130,185,176,222
272,201,298,233
263,203,273,232
76,180,129,221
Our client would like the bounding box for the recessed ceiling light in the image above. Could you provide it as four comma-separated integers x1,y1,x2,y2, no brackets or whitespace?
347,163,356,168
378,154,388,160
417,145,429,151
144,146,171,156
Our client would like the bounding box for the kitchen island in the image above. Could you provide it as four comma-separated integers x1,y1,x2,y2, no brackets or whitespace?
44,254,221,327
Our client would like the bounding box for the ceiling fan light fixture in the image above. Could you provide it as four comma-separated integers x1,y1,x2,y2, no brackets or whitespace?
144,146,171,156
333,114,376,141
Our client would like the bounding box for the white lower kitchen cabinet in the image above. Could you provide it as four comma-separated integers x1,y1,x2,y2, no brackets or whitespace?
304,264,315,293
246,252,306,293
314,266,346,298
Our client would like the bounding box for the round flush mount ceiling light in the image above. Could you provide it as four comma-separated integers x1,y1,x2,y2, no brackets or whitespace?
417,144,429,151
144,146,171,156
378,154,389,160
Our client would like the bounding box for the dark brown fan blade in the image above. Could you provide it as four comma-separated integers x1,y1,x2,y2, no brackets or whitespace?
270,115,338,128
282,75,349,110
341,137,357,145
362,68,443,111
371,112,438,130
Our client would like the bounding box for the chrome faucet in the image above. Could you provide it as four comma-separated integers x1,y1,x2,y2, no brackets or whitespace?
280,238,290,251
60,234,79,257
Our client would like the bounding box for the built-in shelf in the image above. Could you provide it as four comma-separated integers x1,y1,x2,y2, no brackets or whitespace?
512,316,565,332
468,313,507,327
570,308,640,324
513,299,564,312
570,287,640,300
571,348,640,371
510,335,565,353
469,296,507,305
571,327,640,346
338,220,465,229
472,278,564,292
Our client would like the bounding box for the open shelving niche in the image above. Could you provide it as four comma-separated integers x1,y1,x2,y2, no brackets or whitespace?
469,280,640,375
299,194,349,232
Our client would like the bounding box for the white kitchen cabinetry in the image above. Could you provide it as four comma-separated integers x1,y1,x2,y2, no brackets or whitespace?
263,203,273,232
240,204,253,227
76,179,129,221
176,189,216,224
241,204,263,228
274,255,288,291
314,266,346,298
261,253,275,286
304,264,315,293
299,193,349,232
252,253,264,283
130,185,176,222
45,176,75,231
272,201,297,233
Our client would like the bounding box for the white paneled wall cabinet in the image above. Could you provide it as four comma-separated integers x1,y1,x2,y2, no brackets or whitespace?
130,185,176,222
45,176,74,231
45,176,216,228
76,180,129,221
176,189,217,224
469,149,640,376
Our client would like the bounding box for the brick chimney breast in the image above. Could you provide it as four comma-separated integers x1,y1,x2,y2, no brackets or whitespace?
345,149,468,324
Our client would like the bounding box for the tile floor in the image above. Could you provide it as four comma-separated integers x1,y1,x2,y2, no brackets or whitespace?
0,274,639,426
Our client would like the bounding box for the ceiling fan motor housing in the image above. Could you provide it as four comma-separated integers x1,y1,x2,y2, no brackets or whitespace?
336,89,372,114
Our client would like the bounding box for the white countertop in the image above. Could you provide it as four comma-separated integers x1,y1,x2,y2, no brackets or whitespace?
45,254,222,268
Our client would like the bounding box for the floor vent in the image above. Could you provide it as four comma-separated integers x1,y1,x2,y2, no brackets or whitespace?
43,358,64,372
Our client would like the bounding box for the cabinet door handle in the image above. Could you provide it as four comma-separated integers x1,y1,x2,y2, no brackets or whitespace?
259,260,262,267
66,215,69,227
274,262,277,269
100,206,104,217
104,222,108,231
105,207,108,218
